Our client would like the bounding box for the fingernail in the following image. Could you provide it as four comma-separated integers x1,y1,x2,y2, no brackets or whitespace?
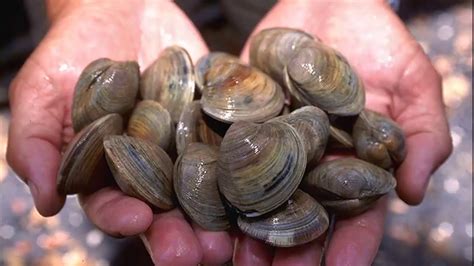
140,233,155,264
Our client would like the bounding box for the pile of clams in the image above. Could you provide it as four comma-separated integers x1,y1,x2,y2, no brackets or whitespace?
57,28,406,249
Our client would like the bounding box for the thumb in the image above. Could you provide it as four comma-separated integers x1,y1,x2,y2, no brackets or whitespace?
6,61,69,216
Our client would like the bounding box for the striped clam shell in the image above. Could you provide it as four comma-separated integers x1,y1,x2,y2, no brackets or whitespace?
174,143,230,231
217,120,307,217
238,190,329,247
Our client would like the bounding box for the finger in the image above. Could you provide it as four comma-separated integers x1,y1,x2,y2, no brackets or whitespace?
233,234,274,266
396,130,452,204
78,187,153,237
6,63,68,216
143,209,203,265
325,197,388,266
394,54,452,205
192,223,233,265
273,240,323,266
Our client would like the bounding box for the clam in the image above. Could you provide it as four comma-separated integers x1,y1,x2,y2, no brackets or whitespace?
238,190,329,247
127,100,174,152
302,158,396,217
328,126,354,149
195,52,241,94
140,46,195,123
175,101,224,155
201,62,285,123
284,42,365,116
218,120,307,217
72,58,139,132
353,110,407,169
174,143,230,231
104,136,174,210
249,27,316,85
57,113,123,195
271,106,330,166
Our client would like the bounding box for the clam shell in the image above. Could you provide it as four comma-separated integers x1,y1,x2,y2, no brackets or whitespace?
271,106,330,166
195,52,241,94
72,58,139,132
140,46,195,123
201,62,285,123
104,136,174,210
174,143,230,230
176,101,224,154
249,27,315,85
127,100,174,151
353,110,406,169
284,42,365,116
238,190,329,247
57,113,123,195
302,158,396,216
218,121,307,217
329,126,354,149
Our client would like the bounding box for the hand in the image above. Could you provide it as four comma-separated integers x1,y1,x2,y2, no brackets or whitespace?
238,0,452,265
7,1,233,265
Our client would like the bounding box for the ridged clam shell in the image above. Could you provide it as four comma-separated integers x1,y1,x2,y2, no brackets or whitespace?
201,62,285,123
238,190,329,247
218,121,307,217
104,136,174,210
72,58,139,132
302,158,396,216
249,27,315,85
353,110,407,169
140,46,195,123
175,101,224,154
57,113,123,195
284,42,365,116
174,143,229,231
195,52,241,94
271,106,330,166
127,100,174,152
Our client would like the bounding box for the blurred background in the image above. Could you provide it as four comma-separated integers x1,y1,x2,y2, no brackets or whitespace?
0,0,472,265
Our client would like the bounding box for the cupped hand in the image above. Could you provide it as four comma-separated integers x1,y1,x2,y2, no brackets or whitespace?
7,1,233,265
238,1,452,265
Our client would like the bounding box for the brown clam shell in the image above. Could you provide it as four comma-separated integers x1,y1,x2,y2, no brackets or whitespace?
72,58,139,132
104,136,174,210
57,113,123,195
174,143,230,231
238,190,329,247
127,100,174,152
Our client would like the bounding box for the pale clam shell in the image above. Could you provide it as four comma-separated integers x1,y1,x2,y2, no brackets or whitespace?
238,190,329,247
218,120,307,217
140,46,195,123
302,158,396,216
72,58,139,132
284,42,365,116
174,143,230,231
201,62,285,123
104,136,174,210
127,100,174,152
175,100,224,155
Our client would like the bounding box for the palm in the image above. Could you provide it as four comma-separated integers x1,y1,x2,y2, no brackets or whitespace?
8,2,228,265
236,2,451,265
